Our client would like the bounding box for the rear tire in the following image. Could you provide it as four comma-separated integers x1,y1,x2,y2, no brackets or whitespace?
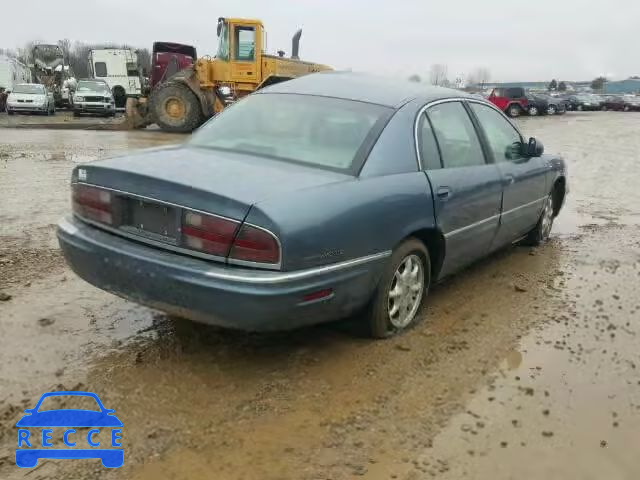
363,238,430,338
150,82,204,133
507,104,522,118
528,106,539,116
7,110,14,115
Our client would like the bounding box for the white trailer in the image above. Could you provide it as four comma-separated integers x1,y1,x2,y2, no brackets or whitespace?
88,49,141,108
0,55,32,92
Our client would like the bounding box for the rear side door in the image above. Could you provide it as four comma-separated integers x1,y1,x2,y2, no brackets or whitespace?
468,102,548,248
418,100,503,277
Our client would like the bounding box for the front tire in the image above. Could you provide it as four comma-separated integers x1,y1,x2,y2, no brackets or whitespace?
149,82,204,133
364,238,430,338
112,86,126,108
523,194,554,246
547,105,557,115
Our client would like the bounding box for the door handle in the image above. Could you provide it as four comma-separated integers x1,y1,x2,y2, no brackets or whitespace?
437,186,451,200
504,174,515,185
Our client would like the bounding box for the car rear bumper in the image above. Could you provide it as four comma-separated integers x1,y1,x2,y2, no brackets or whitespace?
57,216,388,331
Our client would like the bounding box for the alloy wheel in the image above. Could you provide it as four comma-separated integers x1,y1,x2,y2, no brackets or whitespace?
541,195,554,240
388,254,425,329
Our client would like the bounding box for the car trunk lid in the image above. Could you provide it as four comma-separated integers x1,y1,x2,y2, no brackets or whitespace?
72,145,351,262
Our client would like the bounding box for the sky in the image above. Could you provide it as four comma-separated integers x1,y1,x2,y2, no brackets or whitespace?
2,0,639,82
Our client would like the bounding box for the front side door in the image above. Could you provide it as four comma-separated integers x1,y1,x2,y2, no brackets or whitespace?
419,101,503,277
468,102,548,248
229,23,260,84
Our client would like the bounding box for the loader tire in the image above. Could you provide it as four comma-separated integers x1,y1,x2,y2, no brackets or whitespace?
150,82,204,133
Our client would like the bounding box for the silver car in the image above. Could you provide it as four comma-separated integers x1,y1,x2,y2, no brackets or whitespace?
6,83,55,115
73,79,116,117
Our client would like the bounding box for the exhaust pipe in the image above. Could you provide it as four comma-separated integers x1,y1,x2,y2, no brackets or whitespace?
291,29,302,60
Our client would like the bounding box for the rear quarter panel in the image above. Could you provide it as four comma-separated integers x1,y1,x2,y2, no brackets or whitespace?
246,173,437,271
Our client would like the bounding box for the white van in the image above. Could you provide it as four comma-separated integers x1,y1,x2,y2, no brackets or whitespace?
88,49,141,108
0,55,33,92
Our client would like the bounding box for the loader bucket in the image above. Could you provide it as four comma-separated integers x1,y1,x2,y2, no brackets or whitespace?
125,97,152,129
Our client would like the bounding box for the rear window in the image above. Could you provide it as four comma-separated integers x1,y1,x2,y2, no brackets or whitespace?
506,88,524,98
189,93,392,173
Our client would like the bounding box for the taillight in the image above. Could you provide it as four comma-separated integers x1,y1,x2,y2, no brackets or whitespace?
181,209,280,266
72,184,113,225
181,211,239,257
229,224,280,265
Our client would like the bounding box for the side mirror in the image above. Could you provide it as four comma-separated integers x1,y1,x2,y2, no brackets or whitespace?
526,137,544,157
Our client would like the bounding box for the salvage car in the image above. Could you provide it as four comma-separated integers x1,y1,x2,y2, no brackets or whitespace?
525,93,566,116
487,87,529,117
73,79,116,117
6,83,55,115
57,72,567,337
602,95,640,111
565,94,602,111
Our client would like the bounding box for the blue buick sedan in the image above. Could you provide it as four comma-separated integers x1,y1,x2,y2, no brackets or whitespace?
57,72,567,337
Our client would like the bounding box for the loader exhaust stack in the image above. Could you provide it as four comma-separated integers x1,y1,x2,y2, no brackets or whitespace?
291,29,302,60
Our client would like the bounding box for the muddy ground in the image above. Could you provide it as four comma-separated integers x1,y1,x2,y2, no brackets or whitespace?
0,110,128,130
0,112,639,479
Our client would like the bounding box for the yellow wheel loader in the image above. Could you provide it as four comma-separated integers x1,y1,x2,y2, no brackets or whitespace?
126,17,332,133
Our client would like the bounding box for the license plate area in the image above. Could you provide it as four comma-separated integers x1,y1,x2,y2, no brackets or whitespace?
120,199,178,244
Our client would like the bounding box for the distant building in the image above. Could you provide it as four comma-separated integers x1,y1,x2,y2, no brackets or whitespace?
603,79,640,94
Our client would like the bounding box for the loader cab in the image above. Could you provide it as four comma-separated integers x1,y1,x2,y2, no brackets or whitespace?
216,17,263,83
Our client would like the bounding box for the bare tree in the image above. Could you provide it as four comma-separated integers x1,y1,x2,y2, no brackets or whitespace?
57,39,72,63
408,74,421,83
0,48,18,58
468,67,491,88
429,64,448,86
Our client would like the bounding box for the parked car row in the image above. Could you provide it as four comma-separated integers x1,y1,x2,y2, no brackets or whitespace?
2,79,116,117
487,87,640,117
487,88,567,117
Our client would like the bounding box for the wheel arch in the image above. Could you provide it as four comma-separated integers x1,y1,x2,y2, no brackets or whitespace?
552,176,566,216
404,228,446,280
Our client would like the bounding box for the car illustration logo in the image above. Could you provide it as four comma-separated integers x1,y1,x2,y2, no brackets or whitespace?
15,391,123,468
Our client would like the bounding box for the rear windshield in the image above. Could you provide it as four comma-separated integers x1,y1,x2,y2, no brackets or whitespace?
77,81,110,93
12,84,44,94
189,93,391,173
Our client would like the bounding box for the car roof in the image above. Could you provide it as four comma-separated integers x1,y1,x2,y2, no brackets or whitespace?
260,71,471,109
